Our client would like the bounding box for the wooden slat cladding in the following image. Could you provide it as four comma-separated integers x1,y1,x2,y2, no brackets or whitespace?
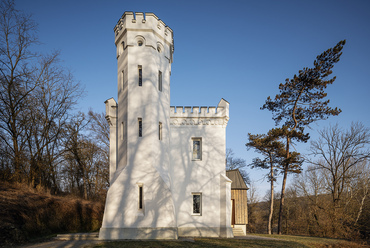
231,189,248,224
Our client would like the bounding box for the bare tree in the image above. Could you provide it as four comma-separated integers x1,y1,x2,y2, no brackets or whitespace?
0,0,39,181
352,161,370,226
25,55,82,189
226,148,250,185
0,0,83,187
88,110,110,191
62,112,109,200
309,122,370,206
299,122,370,237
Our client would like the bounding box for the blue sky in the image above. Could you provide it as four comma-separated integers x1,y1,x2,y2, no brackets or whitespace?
16,0,370,198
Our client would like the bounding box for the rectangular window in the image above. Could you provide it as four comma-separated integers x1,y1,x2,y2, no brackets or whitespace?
159,122,162,140
192,193,202,215
120,122,124,140
138,118,142,137
138,185,143,210
138,65,142,86
158,70,162,92
121,70,124,90
192,138,202,160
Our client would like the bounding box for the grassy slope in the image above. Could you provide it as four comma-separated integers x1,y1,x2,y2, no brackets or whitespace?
2,181,368,248
0,181,104,246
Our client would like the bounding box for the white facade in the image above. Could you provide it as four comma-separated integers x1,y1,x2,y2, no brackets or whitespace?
99,12,232,240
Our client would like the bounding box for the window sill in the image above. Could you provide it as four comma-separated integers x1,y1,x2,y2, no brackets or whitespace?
136,210,145,216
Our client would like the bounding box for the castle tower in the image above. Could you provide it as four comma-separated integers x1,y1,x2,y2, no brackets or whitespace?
100,12,177,239
101,12,233,240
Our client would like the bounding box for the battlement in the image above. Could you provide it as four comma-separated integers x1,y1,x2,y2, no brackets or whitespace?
114,12,173,45
170,106,223,117
170,99,229,126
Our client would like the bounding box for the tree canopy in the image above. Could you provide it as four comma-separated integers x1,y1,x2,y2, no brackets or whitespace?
260,40,346,234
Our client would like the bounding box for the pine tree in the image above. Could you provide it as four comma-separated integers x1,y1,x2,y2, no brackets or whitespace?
262,40,345,234
246,128,302,234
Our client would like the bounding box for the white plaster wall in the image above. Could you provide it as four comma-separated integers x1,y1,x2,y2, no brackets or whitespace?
101,165,176,228
100,12,176,239
169,124,227,234
125,42,171,188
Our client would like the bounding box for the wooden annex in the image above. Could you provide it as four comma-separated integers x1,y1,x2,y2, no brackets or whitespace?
226,169,248,234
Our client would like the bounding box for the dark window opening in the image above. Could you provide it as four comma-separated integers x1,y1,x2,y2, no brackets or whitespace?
138,65,142,86
158,70,162,92
139,186,143,209
138,118,142,137
159,122,162,140
193,193,201,215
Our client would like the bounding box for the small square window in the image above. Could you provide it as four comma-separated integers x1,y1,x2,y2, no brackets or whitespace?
192,138,202,160
192,193,202,215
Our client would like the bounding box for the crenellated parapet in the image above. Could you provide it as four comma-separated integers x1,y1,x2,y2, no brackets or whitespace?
114,12,173,47
170,99,229,127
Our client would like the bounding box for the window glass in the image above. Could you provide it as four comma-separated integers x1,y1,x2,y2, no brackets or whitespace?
138,65,142,86
192,193,202,215
139,186,143,209
159,122,162,140
192,138,202,160
158,70,162,92
138,118,142,137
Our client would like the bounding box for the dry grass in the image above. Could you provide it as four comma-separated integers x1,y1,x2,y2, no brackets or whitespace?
91,235,369,248
93,238,307,248
0,181,104,246
252,234,369,248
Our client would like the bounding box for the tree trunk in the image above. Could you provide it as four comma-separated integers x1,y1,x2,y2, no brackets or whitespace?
278,136,290,235
268,162,274,234
278,167,288,234
12,138,21,182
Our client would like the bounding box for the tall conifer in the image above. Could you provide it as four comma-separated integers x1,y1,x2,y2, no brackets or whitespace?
262,40,345,234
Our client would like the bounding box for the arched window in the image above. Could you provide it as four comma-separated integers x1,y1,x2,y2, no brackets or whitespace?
157,42,164,53
135,36,145,47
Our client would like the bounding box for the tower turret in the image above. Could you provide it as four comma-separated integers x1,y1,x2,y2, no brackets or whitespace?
100,12,177,240
114,12,174,187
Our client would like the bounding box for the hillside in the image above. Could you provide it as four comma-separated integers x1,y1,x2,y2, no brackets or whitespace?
0,182,104,246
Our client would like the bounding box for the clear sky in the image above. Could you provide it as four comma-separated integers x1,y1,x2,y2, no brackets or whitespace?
15,0,370,199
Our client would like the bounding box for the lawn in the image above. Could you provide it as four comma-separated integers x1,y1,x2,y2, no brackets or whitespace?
91,234,369,248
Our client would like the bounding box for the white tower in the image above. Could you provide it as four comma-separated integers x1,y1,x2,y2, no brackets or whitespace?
100,12,177,239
